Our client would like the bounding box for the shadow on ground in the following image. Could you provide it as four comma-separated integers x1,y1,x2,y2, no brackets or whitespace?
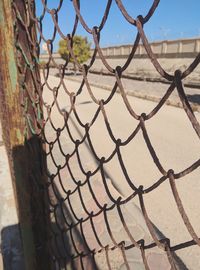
0,209,189,270
55,71,82,77
0,133,190,270
0,218,98,270
187,94,200,105
1,225,25,270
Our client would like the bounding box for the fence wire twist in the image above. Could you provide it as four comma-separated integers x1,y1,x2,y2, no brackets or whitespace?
11,0,200,269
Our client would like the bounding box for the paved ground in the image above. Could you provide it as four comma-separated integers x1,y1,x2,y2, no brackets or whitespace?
0,71,199,269
0,125,24,270
49,68,200,111
43,75,200,269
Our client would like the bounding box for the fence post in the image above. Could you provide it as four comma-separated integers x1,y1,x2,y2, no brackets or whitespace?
0,1,51,269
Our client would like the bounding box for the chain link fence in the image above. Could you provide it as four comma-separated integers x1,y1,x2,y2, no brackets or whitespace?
1,0,200,269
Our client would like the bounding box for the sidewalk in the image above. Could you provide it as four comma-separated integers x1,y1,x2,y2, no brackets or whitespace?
49,134,174,270
0,125,24,270
43,76,188,269
0,72,197,269
52,70,200,112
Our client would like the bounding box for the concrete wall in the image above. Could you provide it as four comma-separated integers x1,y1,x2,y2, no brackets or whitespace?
40,38,200,62
91,37,200,58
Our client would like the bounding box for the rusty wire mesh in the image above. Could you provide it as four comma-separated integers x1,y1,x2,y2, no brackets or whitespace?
11,0,200,269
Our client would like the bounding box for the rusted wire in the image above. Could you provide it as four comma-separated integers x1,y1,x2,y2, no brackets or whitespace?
11,0,200,269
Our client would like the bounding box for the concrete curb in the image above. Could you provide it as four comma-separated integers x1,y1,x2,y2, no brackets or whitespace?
64,76,200,113
89,69,200,89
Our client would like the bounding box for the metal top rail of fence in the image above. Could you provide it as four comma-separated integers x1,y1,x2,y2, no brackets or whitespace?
1,0,200,269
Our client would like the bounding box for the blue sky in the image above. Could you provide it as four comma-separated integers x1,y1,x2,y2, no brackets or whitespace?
36,0,200,51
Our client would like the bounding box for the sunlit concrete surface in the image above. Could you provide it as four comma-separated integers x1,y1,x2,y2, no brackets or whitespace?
43,75,200,269
0,125,24,270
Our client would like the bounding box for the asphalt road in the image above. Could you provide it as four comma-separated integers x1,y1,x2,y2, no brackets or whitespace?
43,75,200,269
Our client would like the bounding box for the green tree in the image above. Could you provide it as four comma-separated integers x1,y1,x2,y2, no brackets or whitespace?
58,35,91,73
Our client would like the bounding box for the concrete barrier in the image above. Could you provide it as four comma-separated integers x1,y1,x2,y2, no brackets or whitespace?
91,37,200,58
40,37,200,62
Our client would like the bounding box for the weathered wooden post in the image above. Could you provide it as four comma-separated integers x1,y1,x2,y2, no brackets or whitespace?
0,1,51,269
